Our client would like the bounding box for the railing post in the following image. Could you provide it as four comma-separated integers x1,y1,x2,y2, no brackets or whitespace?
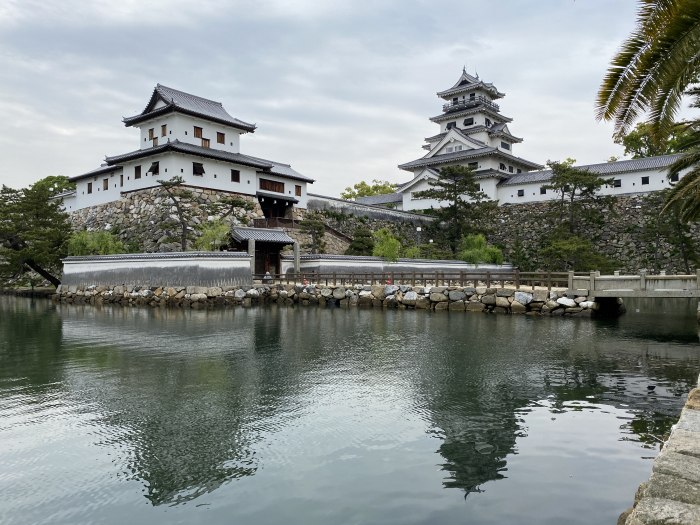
696,268,700,289
639,270,647,290
486,271,491,288
567,271,574,291
333,272,337,286
589,270,596,296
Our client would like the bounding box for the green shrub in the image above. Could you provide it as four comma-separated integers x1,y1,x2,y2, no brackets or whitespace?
194,220,230,251
372,228,401,262
458,234,504,264
67,230,127,256
345,227,374,255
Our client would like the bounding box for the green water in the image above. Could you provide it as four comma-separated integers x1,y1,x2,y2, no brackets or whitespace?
0,297,698,525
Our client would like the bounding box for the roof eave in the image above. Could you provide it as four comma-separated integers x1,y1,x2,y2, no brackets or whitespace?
123,106,256,132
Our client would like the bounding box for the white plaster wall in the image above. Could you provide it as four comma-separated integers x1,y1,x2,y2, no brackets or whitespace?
256,172,308,209
73,167,125,209
136,113,243,153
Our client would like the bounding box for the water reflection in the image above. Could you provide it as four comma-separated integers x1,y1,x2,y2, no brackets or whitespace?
0,297,697,524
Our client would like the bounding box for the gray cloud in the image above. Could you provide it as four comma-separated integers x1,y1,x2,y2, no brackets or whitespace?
0,0,643,196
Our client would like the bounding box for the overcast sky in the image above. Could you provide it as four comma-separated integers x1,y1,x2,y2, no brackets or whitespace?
0,0,651,196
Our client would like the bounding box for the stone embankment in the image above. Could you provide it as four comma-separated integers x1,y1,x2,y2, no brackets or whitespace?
618,377,700,525
54,282,606,316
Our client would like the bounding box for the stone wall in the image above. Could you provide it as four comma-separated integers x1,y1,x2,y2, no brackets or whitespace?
70,187,264,252
490,194,700,274
55,282,606,318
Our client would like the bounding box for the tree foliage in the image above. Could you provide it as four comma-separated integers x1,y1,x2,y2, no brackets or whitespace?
345,226,374,256
157,176,196,251
614,121,693,158
458,234,503,264
415,165,496,255
194,220,231,251
300,213,326,254
0,178,72,286
67,230,127,256
341,179,396,200
540,229,616,272
596,0,700,139
544,159,613,234
372,228,401,262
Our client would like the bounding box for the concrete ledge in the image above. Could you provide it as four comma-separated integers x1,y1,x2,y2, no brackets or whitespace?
622,377,700,524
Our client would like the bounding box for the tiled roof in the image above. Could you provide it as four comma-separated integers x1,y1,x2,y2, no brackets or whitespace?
123,84,256,132
399,147,542,171
231,227,295,244
355,192,403,205
430,105,510,123
500,154,682,186
70,164,123,181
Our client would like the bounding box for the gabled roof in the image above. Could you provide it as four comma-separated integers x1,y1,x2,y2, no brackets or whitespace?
123,84,256,132
424,127,487,159
500,153,682,186
399,147,543,171
430,105,511,124
231,227,294,244
72,140,314,182
396,168,441,192
437,69,505,100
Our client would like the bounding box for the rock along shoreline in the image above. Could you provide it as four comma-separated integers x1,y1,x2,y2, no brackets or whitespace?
53,282,616,318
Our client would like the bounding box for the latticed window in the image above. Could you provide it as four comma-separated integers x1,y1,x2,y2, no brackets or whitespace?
260,178,284,193
194,126,203,138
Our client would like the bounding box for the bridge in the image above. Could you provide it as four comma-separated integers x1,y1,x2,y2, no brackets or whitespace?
569,270,700,299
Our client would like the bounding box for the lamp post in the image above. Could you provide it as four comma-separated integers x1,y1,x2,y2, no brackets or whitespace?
416,226,422,245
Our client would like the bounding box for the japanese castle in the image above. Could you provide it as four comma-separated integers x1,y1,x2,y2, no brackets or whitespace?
61,84,313,217
357,69,683,210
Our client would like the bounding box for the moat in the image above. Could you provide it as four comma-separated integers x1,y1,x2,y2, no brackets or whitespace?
0,296,698,525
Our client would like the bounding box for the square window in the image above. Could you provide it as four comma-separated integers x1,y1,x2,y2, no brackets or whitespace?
517,189,524,197
194,126,203,138
613,179,622,188
193,162,205,176
134,165,141,179
468,162,478,170
217,132,225,144
295,185,302,197
464,117,474,126
501,141,511,150
201,138,210,148
161,124,167,137
231,169,240,183
641,176,649,185
540,187,546,195
103,179,109,191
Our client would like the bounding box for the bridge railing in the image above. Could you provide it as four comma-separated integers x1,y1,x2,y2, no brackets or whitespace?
572,269,700,298
255,270,580,289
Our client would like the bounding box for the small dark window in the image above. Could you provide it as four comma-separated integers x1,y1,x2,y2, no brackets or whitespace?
217,132,225,144
613,179,622,188
508,165,514,173
517,169,522,173
193,162,205,176
161,124,167,137
134,165,141,179
446,121,456,130
87,182,92,194
670,172,679,182
468,162,478,170
194,126,203,138
485,118,492,127
152,137,158,146
540,187,546,195
147,161,159,175
201,138,210,148
452,97,458,105
469,93,475,100
464,117,474,126
517,189,525,197
641,176,650,185
120,174,123,187
103,179,108,191
148,128,154,140
499,163,506,170
501,141,511,150
231,169,240,183
295,185,302,197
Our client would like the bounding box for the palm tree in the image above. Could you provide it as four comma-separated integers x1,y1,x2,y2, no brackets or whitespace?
596,0,700,138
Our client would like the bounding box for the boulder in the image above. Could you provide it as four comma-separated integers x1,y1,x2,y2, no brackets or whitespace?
448,290,466,301
371,285,385,298
320,288,333,298
402,291,418,306
384,285,400,297
448,301,466,311
481,294,496,305
466,302,485,312
430,292,449,302
514,291,533,305
532,289,548,302
207,287,222,297
434,301,449,310
511,300,527,313
496,296,510,308
415,297,431,309
246,288,259,298
556,297,577,308
496,289,514,297
332,287,346,300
